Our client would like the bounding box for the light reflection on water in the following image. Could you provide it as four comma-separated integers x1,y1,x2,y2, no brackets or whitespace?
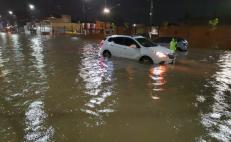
0,45,3,77
24,36,54,141
31,37,46,75
25,101,54,141
0,32,7,46
79,44,116,127
0,33,10,79
200,51,231,142
148,65,167,100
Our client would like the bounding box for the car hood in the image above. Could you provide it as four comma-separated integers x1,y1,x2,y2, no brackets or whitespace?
149,45,173,54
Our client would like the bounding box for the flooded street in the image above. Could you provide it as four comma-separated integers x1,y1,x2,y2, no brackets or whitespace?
0,33,230,142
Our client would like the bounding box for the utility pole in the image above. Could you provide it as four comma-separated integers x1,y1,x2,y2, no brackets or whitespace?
103,0,109,35
82,0,86,22
149,0,154,26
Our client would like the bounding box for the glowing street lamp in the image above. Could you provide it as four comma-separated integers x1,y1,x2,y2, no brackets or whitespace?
103,0,110,15
29,4,35,10
8,11,13,15
103,7,110,14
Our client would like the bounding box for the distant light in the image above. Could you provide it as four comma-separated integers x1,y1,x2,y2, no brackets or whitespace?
8,11,13,15
116,3,121,7
6,25,11,29
103,7,110,14
151,27,158,35
29,4,35,10
133,24,137,27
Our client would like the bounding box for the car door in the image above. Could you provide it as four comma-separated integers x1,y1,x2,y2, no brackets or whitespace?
107,37,125,57
121,37,141,59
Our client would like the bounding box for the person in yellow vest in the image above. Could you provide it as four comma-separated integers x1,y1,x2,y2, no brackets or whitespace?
170,38,177,52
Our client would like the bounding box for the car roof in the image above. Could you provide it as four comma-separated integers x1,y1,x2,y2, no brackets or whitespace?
107,35,144,39
132,35,145,38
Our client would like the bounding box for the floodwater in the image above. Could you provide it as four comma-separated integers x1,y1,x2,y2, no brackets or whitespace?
0,33,230,142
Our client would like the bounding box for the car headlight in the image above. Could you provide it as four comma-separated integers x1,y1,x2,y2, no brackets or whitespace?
156,52,167,58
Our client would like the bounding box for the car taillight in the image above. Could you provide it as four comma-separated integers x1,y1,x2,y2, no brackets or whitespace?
99,40,104,48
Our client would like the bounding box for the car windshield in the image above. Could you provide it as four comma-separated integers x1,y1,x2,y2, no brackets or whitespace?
135,38,157,47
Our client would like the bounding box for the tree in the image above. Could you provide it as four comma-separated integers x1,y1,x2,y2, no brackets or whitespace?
209,18,219,27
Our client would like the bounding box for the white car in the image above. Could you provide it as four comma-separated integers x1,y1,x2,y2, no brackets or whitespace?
99,35,176,64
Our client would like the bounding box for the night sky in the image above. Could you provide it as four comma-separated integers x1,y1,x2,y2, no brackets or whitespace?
0,0,231,25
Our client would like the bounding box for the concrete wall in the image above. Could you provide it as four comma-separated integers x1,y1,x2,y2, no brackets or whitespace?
159,26,231,49
51,23,81,34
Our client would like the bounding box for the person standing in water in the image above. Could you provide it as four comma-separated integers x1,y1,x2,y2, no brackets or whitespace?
170,38,177,53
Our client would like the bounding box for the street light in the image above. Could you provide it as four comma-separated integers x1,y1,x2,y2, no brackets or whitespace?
8,11,13,15
29,4,35,10
103,7,110,14
103,0,110,15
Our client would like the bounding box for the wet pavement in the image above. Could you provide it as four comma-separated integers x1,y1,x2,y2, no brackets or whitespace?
0,33,230,142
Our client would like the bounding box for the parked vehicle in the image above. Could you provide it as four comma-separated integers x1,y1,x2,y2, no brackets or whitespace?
99,35,176,64
153,37,188,51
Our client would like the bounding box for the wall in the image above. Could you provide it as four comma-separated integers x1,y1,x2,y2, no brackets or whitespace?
159,26,231,49
51,23,81,34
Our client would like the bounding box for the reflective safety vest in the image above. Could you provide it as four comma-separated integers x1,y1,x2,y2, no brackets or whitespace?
170,39,177,52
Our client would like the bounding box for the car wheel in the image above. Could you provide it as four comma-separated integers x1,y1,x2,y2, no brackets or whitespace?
139,56,153,64
177,47,187,52
177,47,182,51
103,50,111,58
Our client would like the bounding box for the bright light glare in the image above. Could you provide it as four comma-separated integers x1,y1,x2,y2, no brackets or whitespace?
8,11,13,15
29,4,35,10
156,52,167,58
103,8,110,14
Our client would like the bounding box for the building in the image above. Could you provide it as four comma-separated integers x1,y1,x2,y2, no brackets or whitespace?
40,15,81,35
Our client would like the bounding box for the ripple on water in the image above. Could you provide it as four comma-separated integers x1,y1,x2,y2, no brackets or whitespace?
78,44,116,127
25,101,54,141
199,52,231,142
0,34,56,141
196,96,206,103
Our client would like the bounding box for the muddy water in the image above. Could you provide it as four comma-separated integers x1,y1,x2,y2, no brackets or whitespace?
0,33,230,142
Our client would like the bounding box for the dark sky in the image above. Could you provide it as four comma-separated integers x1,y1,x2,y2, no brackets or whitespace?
0,0,231,24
